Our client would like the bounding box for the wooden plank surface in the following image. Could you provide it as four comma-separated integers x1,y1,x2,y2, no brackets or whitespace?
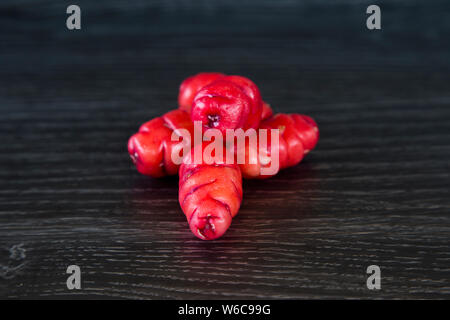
0,0,449,299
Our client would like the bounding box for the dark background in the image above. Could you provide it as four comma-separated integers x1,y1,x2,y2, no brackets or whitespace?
1,0,449,299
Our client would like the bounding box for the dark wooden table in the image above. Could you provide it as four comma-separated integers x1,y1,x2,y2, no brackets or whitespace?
1,1,449,299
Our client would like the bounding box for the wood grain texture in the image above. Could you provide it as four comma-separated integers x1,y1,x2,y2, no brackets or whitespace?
0,0,449,299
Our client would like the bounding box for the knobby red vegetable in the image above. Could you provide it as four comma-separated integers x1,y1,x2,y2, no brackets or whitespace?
179,143,243,240
178,72,224,113
127,109,194,177
238,113,319,179
129,73,320,240
190,75,263,134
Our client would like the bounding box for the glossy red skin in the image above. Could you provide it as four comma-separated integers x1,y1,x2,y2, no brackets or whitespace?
290,114,319,153
191,80,253,134
232,128,287,180
127,109,194,177
178,72,224,113
261,101,273,121
221,75,263,129
179,143,243,240
191,76,263,134
239,113,319,179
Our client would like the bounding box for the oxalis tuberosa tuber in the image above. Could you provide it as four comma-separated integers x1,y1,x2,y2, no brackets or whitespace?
178,72,225,113
235,113,319,179
128,72,320,240
178,143,243,240
179,73,264,134
127,109,194,177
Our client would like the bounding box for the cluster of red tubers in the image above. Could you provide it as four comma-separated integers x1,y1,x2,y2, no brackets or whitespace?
128,73,319,240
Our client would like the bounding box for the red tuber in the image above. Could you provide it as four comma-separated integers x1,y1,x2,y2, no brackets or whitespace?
238,113,319,179
127,109,194,177
190,75,263,134
261,102,274,121
179,143,243,240
178,72,224,113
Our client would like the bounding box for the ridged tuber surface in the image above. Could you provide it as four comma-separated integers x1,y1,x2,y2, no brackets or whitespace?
179,143,243,240
127,109,194,177
238,113,319,179
190,75,263,134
